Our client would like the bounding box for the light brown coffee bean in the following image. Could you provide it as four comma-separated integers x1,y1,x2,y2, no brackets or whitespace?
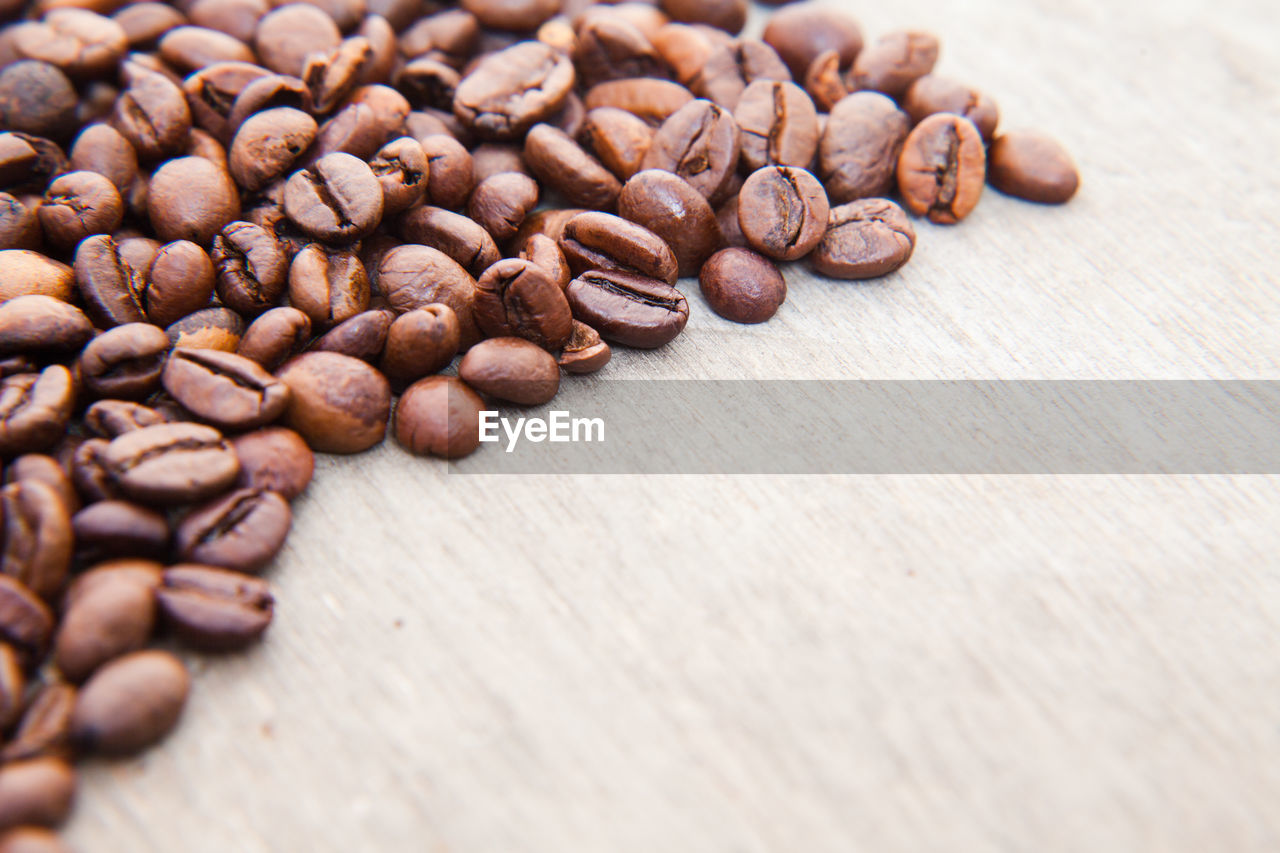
53,571,156,683
393,375,485,459
161,348,290,432
380,305,460,386
557,321,611,375
276,351,391,454
1,480,73,602
0,758,76,831
157,564,274,652
231,427,314,500
174,487,291,573
458,337,560,406
70,649,189,755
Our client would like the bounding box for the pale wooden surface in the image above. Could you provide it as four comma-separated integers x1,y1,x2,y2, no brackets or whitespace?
68,0,1280,850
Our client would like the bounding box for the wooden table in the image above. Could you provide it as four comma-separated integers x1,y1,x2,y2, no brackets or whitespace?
69,0,1280,850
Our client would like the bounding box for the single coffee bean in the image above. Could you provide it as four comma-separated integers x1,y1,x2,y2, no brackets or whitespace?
166,307,245,353
510,208,584,256
144,240,216,327
182,61,270,144
584,78,694,125
559,211,679,285
228,107,318,193
63,561,162,609
0,252,74,304
68,438,118,504
309,309,394,363
0,643,22,730
0,575,53,667
417,134,474,210
284,152,384,244
393,375,485,459
211,221,289,316
734,80,819,173
174,487,291,573
987,131,1080,205
618,169,722,277
380,305,460,386
162,348,290,432
737,165,829,261
0,758,76,831
101,422,240,505
581,107,654,182
0,193,41,252
157,25,254,73
5,455,78,516
699,248,786,324
10,8,127,79
0,680,77,764
659,0,746,34
236,306,312,371
566,270,689,348
276,351,391,453
467,172,539,243
288,244,371,329
818,92,911,204
0,62,78,141
77,324,170,400
52,568,156,683
453,41,574,141
573,14,669,89
524,123,622,211
762,3,863,80
68,123,138,192
156,564,273,652
396,206,500,279
695,40,791,111
149,157,240,245
518,234,571,291
458,337,560,406
225,74,310,138
902,75,1000,142
0,298,91,358
369,137,429,216
73,235,146,328
557,321,611,374
115,3,188,49
0,367,75,458
576,4,669,42
39,171,123,251
650,22,723,88
69,649,189,755
715,195,748,249
897,113,986,225
83,400,169,438
231,427,314,499
642,99,741,204
803,49,850,113
470,143,528,184
377,245,480,345
70,500,169,564
1,480,72,602
851,30,940,99
304,36,373,114
254,3,341,77
474,259,574,351
461,0,557,32
810,198,916,280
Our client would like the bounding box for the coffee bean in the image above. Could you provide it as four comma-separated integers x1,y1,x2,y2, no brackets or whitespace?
158,25,255,73
304,36,373,114
309,309,394,363
76,324,168,400
737,166,829,262
228,107,318,193
453,41,574,141
461,0,557,32
0,575,53,667
518,234,571,291
174,487,291,573
0,679,76,764
254,3,341,77
101,422,240,505
470,143,528,184
162,348,290,432
987,131,1080,205
369,137,429,216
115,3,188,49
166,307,245,352
734,81,819,173
897,113,986,224
699,248,786,324
695,40,790,111
4,456,78,517
417,134,474,210
380,305,460,386
0,252,74,304
510,208,584,257
52,568,156,682
566,270,689,349
377,245,480,345
302,85,408,166
0,643,22,730
572,15,669,89
0,367,75,458
0,298,91,358
276,351,390,453
83,400,169,438
0,194,41,253
524,123,622,211
396,206,499,279
116,237,160,284
581,106,654,182
801,49,850,113
181,62,268,145
557,321,611,374
642,99,741,204
467,172,539,243
852,30,940,99
576,4,668,42
650,22,722,89
113,61,192,161
0,62,78,141
288,244,370,329
231,427,314,500
63,561,162,611
10,9,127,80
818,92,911,204
474,259,574,351
70,500,169,564
225,74,311,139
68,438,117,505
618,169,722,277
157,565,273,652
811,198,916,280
68,124,137,196
1,481,72,602
762,4,864,81
73,235,146,328
149,157,241,244
144,240,216,327
70,649,189,755
0,135,39,189
39,171,122,251
559,211,679,285
902,75,1000,142
584,78,694,125
458,337,560,406
0,758,75,831
660,0,746,35
237,306,312,371
212,221,289,316
284,152,384,244
393,375,485,459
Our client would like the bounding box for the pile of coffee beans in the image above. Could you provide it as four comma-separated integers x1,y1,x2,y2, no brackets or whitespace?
0,0,1079,846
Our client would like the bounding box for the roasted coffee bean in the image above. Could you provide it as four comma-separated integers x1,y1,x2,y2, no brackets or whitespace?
83,400,169,438
0,298,91,358
0,193,41,252
470,143,528,184
557,320,611,374
559,211,678,285
0,575,53,666
304,84,411,165
395,56,461,112
157,25,254,73
225,74,310,138
897,114,986,224
763,3,864,81
523,123,621,211
174,487,291,573
566,270,689,348
811,198,916,280
1,481,72,601
453,41,574,141
70,500,169,564
467,172,539,243
288,245,370,329
228,108,317,193
38,171,122,251
236,307,311,372
0,643,22,730
0,367,75,458
68,124,137,192
144,240,216,327
166,307,245,352
695,40,790,111
902,75,1000,142
458,337,559,406
309,309,394,363
660,0,746,35
115,3,189,49
52,567,156,682
77,324,169,400
651,22,722,88
461,0,557,31
157,565,273,652
63,560,162,611
735,81,819,173
212,221,289,316
0,252,74,304
576,4,668,41
510,208,583,256
715,195,748,249
0,680,76,764
0,62,77,141
149,157,241,244
73,235,146,328
182,62,269,144
68,438,117,504
584,78,694,125
738,166,829,261
573,15,668,89
641,99,740,204
393,375,485,459
519,233,571,291
0,135,39,189
276,351,390,453
380,305,460,386
9,9,126,79
284,153,384,244
987,131,1080,205
5,456,78,516
618,169,722,277
417,134,474,210
819,92,910,204
803,49,850,113
113,61,192,161
699,247,786,324
852,31,940,99
581,107,653,182
304,36,373,114
377,245,479,345
101,422,240,505
161,348,289,432
185,0,266,43
0,758,75,831
369,137,429,216
116,237,161,283
396,206,499,279
69,649,189,755
231,427,314,499
254,3,341,77
474,259,573,351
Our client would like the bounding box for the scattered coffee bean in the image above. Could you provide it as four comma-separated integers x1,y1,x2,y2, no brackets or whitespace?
819,92,911,204
467,172,540,243
309,309,394,363
397,206,500,279
987,131,1080,205
288,244,370,330
0,298,92,358
74,235,147,328
393,375,485,459
559,211,679,285
369,137,429,216
162,348,289,431
897,113,986,224
566,270,689,349
642,99,741,203
458,337,560,406
284,153,384,244
237,307,312,372
453,41,574,141
584,77,694,125
101,422,240,505
70,649,189,755
0,367,75,458
144,241,216,327
0,252,74,304
737,166,829,262
417,134,474,211
0,758,76,831
166,307,245,352
1,480,72,601
53,568,156,682
474,259,574,351
277,352,391,454
231,427,314,500
902,75,1000,142
156,565,273,652
380,305,461,386
70,500,169,564
700,248,787,324
811,199,917,280
174,487,291,573
524,123,622,211
734,81,818,173
763,4,864,81
618,169,722,277
518,234,572,291
852,30,940,99
557,321,612,375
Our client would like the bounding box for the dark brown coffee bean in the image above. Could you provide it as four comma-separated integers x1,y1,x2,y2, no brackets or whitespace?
254,3,341,77
284,152,384,244
474,259,574,351
458,337,559,406
523,123,621,211
737,166,829,261
303,84,411,165
559,211,678,285
303,36,373,114
182,62,269,145
101,422,240,505
0,368,74,458
659,0,746,35
0,298,91,358
0,758,75,831
641,99,740,204
211,221,289,316
149,157,241,244
113,64,192,163
557,321,611,374
166,307,245,353
572,15,668,89
377,245,479,345
566,270,689,349
762,4,863,81
618,169,722,277
510,208,583,257
162,348,290,432
852,30,939,99
1,481,72,602
395,56,460,112
584,78,694,125
5,456,77,517
0,575,53,667
229,108,318,193
277,351,390,453
288,245,370,329
453,41,574,141
0,194,41,253
52,567,156,682
987,131,1080,205
734,81,819,173
231,308,307,373
0,643,22,730
518,233,571,291
231,427,313,499
393,375,485,459
70,500,169,565
811,198,916,280
819,92,910,204
115,3,188,49
143,241,215,327
0,62,77,141
467,172,539,243
72,235,145,328
0,253,73,305
157,564,273,652
699,247,786,324
417,134,474,210
396,206,499,279
10,9,126,79
380,305,460,386
902,75,1000,142
83,400,169,439
174,487,291,573
225,74,310,139
309,309,393,363
38,171,122,251
69,649,189,755
695,40,790,111
68,124,137,195
470,143,528,184
77,323,170,400
158,25,255,73
581,107,653,182
369,137,428,216
897,114,986,224
0,680,76,764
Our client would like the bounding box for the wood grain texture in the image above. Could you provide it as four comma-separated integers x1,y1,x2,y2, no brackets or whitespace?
66,0,1280,850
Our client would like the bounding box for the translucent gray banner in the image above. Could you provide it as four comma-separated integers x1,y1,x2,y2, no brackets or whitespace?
446,381,1280,474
